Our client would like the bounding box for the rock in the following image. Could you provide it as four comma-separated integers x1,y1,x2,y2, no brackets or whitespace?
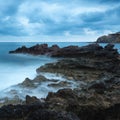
96,32,120,43
0,101,80,120
9,43,59,55
104,43,114,50
37,57,120,82
47,88,78,101
33,75,49,83
48,81,72,88
45,87,120,120
49,44,60,51
27,110,80,120
19,78,35,88
18,75,50,88
6,43,120,120
51,44,103,57
88,81,106,92
26,95,40,104
0,85,120,120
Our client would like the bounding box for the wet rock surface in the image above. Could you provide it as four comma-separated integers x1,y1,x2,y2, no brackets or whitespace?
18,75,50,88
0,84,119,120
1,43,119,120
37,44,120,81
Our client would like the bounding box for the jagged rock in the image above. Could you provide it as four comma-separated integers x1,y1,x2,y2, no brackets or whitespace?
33,75,49,83
9,43,59,55
0,102,80,120
19,78,35,88
18,75,50,88
9,43,119,59
26,95,40,104
48,81,72,88
27,110,80,120
6,43,120,120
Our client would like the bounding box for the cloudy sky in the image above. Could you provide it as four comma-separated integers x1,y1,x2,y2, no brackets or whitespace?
0,0,120,42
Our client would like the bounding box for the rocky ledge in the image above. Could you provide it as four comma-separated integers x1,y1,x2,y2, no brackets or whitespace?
9,44,60,55
9,43,119,57
0,83,119,120
2,43,119,120
37,44,120,81
96,32,120,43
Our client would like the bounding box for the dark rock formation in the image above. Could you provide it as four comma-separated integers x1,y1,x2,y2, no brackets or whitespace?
0,96,80,120
9,44,60,55
45,87,120,120
31,43,120,119
9,43,119,59
37,44,120,82
96,32,120,43
48,81,72,88
5,43,120,120
18,75,50,88
25,92,80,120
0,84,120,120
26,95,40,104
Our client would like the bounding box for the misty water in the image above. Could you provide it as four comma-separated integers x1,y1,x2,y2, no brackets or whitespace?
0,42,120,99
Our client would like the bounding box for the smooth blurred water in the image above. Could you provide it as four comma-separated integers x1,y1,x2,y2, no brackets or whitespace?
0,42,120,91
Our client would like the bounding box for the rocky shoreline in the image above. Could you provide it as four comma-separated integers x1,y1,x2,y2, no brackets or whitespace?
0,43,119,120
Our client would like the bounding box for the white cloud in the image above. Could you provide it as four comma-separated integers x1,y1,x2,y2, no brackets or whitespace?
17,16,45,35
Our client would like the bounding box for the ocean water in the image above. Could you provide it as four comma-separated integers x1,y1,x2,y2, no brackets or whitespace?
0,42,120,96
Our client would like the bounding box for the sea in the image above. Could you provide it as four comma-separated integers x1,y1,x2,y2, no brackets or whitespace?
0,42,120,99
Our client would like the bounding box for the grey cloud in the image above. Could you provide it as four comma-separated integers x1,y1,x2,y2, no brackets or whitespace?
0,0,120,39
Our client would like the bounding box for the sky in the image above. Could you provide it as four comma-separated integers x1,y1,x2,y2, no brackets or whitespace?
0,0,120,42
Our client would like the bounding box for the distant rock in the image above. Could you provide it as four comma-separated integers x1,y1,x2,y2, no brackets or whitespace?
9,43,119,59
9,44,60,55
96,32,120,43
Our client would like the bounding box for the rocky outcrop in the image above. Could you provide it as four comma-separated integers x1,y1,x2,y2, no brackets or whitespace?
0,102,80,120
45,86,120,120
4,43,120,120
0,83,119,120
18,75,50,88
96,32,120,43
9,44,60,55
9,43,119,58
31,43,120,119
37,44,120,82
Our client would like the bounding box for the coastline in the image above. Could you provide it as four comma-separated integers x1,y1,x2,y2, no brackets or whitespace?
0,43,120,120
